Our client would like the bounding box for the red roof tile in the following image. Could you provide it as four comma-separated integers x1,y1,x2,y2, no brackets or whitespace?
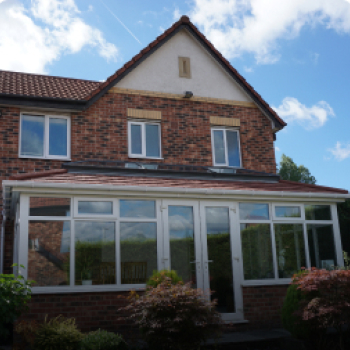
0,70,101,100
9,171,348,195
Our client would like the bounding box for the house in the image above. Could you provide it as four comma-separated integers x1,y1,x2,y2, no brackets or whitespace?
0,15,348,331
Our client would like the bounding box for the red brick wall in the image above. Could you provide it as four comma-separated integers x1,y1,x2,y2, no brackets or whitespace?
242,285,288,328
18,292,131,334
16,285,288,334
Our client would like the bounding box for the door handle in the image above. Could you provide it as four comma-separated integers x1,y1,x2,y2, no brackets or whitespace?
190,260,200,264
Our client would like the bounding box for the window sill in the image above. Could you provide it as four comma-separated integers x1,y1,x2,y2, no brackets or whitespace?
128,155,164,160
32,284,146,294
241,279,291,287
19,155,71,161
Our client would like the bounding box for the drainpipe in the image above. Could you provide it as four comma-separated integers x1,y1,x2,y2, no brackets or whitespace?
0,185,6,274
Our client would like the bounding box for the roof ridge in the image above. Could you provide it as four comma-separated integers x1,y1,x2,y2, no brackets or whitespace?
0,69,101,84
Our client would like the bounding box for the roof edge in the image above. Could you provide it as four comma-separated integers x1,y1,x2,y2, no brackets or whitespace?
9,169,68,181
3,180,349,200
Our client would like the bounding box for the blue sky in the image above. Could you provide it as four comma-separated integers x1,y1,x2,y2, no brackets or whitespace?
1,0,350,190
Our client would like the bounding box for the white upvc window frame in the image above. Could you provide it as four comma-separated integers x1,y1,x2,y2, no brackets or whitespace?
211,127,242,168
239,201,342,287
19,113,71,160
19,194,162,294
128,120,162,159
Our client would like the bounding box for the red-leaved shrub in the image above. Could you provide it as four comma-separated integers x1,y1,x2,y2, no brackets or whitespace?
292,268,350,331
119,277,222,350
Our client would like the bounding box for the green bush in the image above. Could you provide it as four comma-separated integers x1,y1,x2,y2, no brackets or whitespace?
0,264,34,340
80,329,127,350
34,315,83,350
282,283,310,339
146,269,182,288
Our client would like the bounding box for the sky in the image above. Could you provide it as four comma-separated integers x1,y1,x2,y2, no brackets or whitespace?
1,0,350,190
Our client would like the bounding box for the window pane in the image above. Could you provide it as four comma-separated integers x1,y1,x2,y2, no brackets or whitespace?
205,207,235,313
120,222,157,284
75,222,115,285
21,115,44,157
239,203,269,220
305,205,332,221
49,118,68,156
30,197,70,216
78,201,113,215
145,124,160,157
240,223,274,280
120,200,156,218
274,224,306,278
307,224,337,269
213,130,226,164
28,221,70,286
169,206,196,285
131,124,142,154
275,206,301,218
226,130,240,167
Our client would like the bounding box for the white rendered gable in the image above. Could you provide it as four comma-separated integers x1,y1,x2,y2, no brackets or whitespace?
116,29,253,102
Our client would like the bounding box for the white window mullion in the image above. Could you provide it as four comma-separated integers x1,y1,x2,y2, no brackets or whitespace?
270,222,279,280
141,123,146,157
223,129,229,166
70,216,75,286
44,116,49,158
303,222,311,269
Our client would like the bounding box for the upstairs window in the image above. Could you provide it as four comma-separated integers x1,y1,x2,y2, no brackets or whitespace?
211,128,241,167
128,121,161,159
20,114,70,160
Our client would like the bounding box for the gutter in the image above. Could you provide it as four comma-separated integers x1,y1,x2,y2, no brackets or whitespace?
3,180,350,200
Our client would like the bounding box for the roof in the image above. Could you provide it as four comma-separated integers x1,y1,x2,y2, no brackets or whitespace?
0,16,286,129
0,70,100,100
7,169,348,195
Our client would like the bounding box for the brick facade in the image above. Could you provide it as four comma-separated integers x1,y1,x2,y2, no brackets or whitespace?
242,285,288,328
1,90,280,329
15,285,288,335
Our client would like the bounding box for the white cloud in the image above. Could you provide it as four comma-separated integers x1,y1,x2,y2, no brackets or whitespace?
243,66,253,73
188,0,350,63
328,142,350,161
275,146,281,152
0,0,118,74
272,97,335,130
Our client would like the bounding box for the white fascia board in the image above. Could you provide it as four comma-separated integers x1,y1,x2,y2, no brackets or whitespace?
3,180,350,202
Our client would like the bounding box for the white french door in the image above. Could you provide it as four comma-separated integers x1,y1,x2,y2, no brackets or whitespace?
161,200,243,322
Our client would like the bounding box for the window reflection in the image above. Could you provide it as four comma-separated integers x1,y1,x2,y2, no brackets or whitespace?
30,197,70,217
120,222,157,284
21,115,44,157
274,224,305,278
275,206,301,218
28,221,70,286
239,203,269,220
49,118,68,156
205,207,235,313
307,224,336,269
169,206,196,285
78,201,113,215
241,223,274,280
120,200,156,218
305,205,332,221
75,221,115,285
